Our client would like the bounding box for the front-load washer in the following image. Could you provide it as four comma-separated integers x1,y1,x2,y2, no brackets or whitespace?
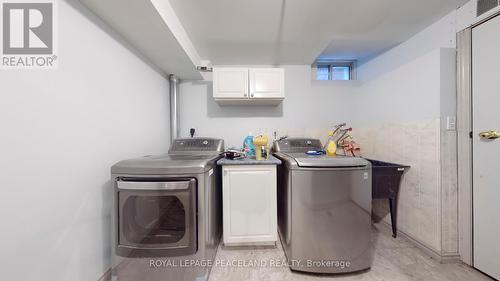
110,138,224,281
273,138,372,274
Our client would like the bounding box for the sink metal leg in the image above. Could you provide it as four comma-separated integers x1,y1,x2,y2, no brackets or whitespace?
389,198,398,238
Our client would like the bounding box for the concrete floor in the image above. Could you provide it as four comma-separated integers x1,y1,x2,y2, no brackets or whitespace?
208,224,492,281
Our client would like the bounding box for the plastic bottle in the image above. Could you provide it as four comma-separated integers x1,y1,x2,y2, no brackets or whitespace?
243,132,255,158
253,135,269,160
325,130,337,156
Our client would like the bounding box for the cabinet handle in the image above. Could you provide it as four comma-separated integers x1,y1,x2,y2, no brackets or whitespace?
244,93,248,97
251,93,254,98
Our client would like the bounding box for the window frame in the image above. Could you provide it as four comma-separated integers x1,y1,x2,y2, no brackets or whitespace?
315,60,357,81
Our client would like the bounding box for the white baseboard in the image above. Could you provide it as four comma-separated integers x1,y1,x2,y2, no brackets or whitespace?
375,221,461,264
97,268,111,281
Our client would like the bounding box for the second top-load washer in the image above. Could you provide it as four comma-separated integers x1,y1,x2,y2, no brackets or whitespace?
273,138,373,274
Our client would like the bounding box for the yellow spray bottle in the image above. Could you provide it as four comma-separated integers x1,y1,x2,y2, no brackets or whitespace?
325,130,337,156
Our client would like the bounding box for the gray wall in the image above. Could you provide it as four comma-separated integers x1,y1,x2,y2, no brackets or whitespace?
179,65,358,148
0,1,169,280
348,7,459,254
353,11,458,127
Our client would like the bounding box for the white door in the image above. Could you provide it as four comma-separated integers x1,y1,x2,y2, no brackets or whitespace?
472,14,500,280
222,165,277,245
249,68,284,99
213,68,249,99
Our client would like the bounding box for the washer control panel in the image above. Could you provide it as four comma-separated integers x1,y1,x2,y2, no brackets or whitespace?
169,138,224,153
273,138,323,153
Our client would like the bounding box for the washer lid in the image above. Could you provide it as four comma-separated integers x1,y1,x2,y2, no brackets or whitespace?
111,154,221,175
284,153,370,168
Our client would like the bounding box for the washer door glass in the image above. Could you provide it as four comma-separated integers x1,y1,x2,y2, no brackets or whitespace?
116,179,197,257
122,195,185,244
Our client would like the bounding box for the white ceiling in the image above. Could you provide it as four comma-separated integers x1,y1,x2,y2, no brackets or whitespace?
81,0,203,79
169,0,468,65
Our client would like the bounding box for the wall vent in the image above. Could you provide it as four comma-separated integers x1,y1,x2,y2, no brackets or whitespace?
477,0,499,17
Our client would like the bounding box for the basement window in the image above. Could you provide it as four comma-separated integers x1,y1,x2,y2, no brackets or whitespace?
316,61,356,81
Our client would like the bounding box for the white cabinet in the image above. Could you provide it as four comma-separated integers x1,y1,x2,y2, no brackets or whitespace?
249,68,285,99
213,68,249,99
213,67,284,105
222,165,277,246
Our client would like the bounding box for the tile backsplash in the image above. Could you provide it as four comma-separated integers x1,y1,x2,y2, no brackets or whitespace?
353,118,458,257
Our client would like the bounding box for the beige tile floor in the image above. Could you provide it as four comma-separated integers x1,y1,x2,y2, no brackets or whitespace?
208,224,492,281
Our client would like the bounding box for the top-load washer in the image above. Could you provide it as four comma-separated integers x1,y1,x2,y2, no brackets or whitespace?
110,138,224,281
273,138,373,274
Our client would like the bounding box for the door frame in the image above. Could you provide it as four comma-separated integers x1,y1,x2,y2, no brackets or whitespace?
456,27,473,266
457,11,500,266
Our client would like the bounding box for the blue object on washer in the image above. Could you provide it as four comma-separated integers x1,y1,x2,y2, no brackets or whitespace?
305,150,324,156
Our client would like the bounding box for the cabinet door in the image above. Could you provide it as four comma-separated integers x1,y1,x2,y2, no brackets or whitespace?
249,68,284,99
223,166,277,245
213,68,249,99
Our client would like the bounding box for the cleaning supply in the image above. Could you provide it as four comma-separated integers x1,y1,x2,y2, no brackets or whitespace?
243,132,255,158
306,150,324,156
253,135,269,160
325,130,337,156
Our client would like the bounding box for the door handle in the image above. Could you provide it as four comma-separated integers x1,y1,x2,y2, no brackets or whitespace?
479,130,500,140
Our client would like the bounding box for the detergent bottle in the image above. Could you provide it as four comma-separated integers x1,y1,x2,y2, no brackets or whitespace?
325,130,337,156
243,132,255,158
